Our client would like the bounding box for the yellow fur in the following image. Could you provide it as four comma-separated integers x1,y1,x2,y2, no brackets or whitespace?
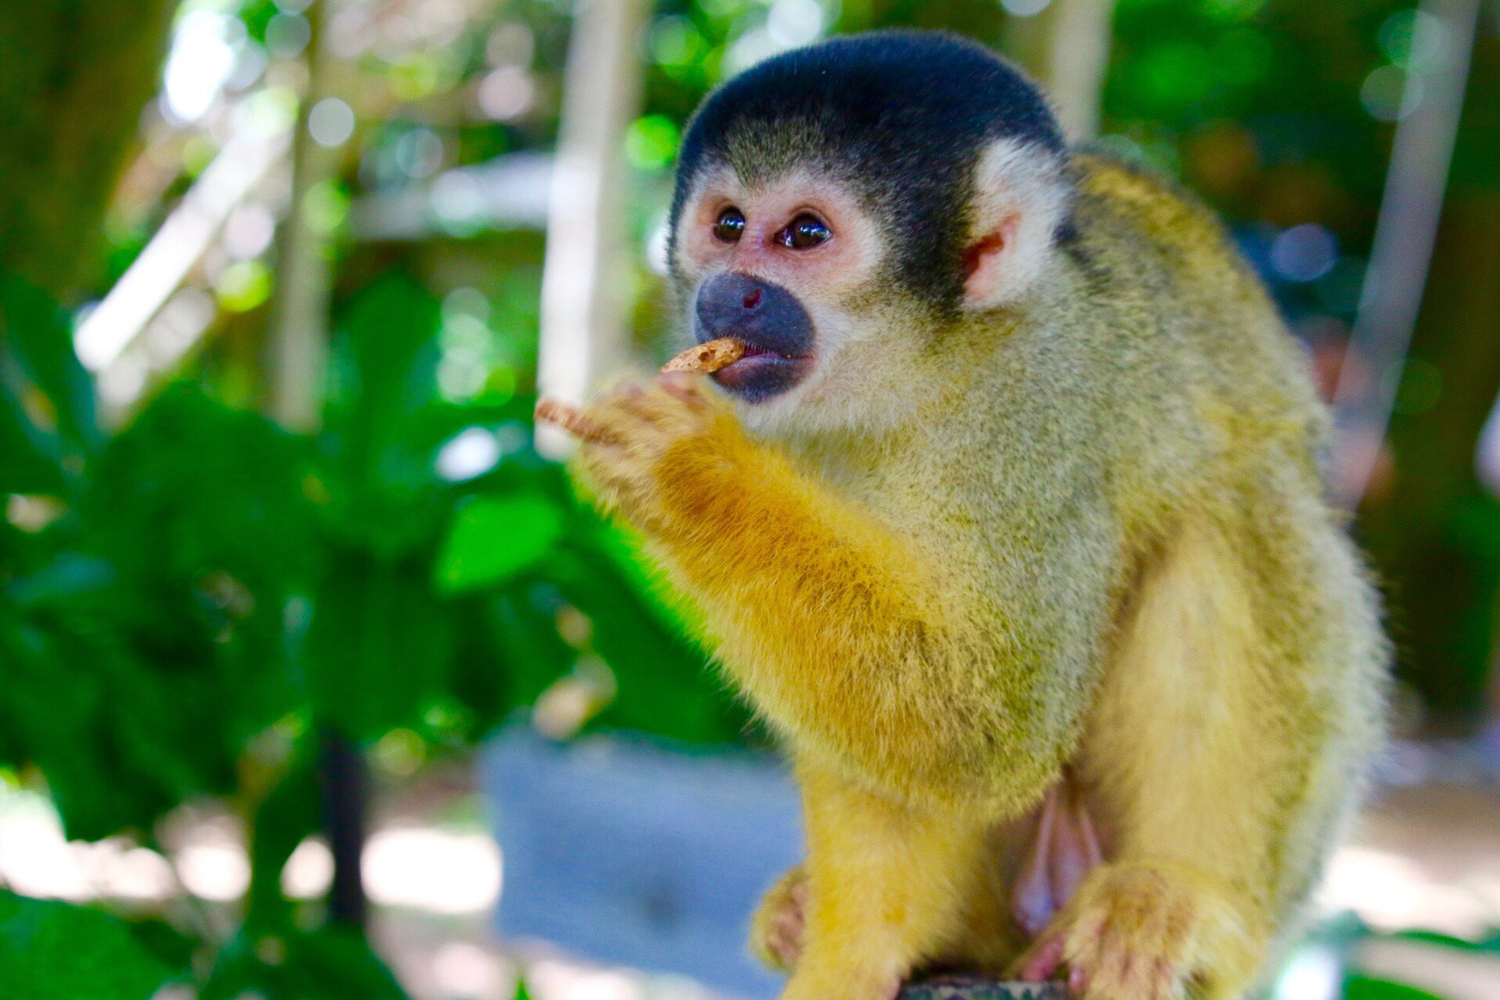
574,154,1388,1000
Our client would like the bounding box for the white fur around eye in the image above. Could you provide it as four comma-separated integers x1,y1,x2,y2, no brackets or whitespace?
963,138,1072,310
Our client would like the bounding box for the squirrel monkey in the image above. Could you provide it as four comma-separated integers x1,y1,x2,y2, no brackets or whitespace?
544,30,1388,1000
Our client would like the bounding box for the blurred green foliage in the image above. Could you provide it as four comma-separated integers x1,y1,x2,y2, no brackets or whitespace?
1343,977,1448,1000
199,924,408,1000
0,891,171,1000
0,262,747,994
0,1,174,294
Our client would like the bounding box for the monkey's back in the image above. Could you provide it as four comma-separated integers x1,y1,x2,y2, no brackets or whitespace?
1055,154,1334,534
1056,154,1388,887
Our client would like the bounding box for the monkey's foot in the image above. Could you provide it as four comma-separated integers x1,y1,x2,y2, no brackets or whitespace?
751,866,808,971
1012,862,1238,1000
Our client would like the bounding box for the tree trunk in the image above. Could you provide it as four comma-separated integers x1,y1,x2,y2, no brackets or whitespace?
0,1,174,300
318,727,369,927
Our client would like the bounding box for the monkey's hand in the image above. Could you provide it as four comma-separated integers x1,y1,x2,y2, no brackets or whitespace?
1014,861,1250,1000
570,372,746,536
750,865,808,972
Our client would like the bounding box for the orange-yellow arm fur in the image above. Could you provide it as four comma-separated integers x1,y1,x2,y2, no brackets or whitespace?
574,374,1079,815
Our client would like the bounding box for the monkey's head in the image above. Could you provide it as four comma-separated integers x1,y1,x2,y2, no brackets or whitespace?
667,30,1072,434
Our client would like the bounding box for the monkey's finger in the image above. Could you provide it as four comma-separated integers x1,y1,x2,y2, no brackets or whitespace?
1013,931,1066,982
1014,785,1061,939
1062,912,1108,992
593,383,683,430
1101,941,1139,998
536,398,620,445
767,935,796,970
1147,955,1176,1000
616,382,656,416
775,900,805,941
658,370,715,410
769,911,804,967
1089,922,1156,1000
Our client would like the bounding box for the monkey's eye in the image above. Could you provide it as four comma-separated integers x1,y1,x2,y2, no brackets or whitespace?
778,214,831,250
714,207,746,243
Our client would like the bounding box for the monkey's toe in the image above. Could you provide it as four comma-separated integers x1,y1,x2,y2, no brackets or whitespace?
767,906,804,968
750,867,808,972
1051,863,1220,1000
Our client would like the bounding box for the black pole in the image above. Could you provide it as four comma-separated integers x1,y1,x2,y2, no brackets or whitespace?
317,725,368,926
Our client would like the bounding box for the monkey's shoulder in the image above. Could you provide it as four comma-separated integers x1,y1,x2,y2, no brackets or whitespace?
1066,153,1250,287
1059,153,1306,398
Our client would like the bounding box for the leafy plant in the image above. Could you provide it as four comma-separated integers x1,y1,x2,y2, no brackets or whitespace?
0,265,749,994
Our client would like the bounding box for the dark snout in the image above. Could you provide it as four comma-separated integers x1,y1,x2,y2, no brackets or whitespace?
692,272,815,402
694,273,814,357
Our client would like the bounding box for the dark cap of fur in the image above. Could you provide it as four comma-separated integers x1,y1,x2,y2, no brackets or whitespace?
670,30,1066,311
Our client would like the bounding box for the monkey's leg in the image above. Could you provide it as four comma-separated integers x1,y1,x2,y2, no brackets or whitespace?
1019,518,1371,1000
757,814,1042,976
781,756,1001,1000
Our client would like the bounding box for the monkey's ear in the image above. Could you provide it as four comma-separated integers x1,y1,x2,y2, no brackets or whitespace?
962,139,1071,310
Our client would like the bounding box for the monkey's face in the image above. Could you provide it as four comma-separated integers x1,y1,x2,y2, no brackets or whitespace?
670,167,907,429
668,148,1070,436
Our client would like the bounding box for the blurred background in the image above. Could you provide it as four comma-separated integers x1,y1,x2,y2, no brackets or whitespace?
1,1,1498,998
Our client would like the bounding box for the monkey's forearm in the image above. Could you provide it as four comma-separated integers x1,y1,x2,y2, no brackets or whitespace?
646,435,1061,809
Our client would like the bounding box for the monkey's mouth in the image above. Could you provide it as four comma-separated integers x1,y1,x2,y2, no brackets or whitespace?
711,343,813,402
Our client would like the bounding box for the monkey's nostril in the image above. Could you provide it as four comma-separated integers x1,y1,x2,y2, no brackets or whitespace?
742,288,763,310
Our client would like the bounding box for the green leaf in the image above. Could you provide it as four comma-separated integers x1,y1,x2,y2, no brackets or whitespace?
0,270,99,450
288,923,410,999
0,891,169,1000
0,383,64,493
436,494,562,593
246,748,322,923
0,388,320,840
306,548,456,738
202,923,409,1000
545,539,752,746
316,272,449,557
1393,928,1500,953
84,384,317,595
461,588,575,724
1342,975,1448,1000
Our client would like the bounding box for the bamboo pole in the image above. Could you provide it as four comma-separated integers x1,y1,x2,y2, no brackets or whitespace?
1002,0,1117,143
534,0,653,459
1329,0,1480,507
268,0,340,434
262,0,368,928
